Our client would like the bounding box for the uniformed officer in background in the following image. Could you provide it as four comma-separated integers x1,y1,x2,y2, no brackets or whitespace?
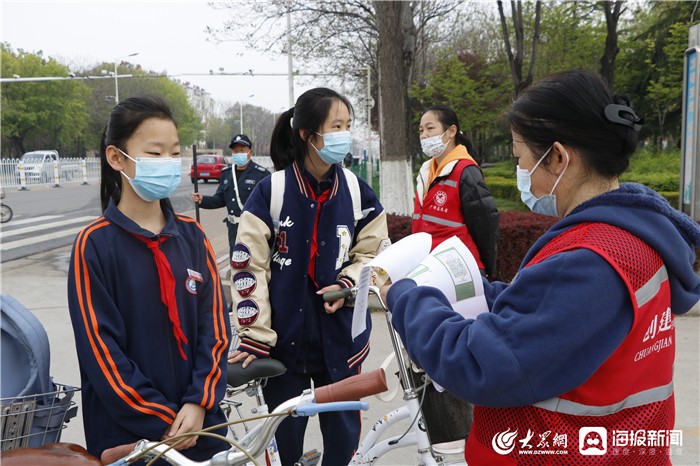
192,134,271,259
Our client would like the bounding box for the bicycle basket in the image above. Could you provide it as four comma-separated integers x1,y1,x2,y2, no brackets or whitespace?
405,369,473,445
1,382,79,451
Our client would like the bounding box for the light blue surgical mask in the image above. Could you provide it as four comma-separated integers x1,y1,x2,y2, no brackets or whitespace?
311,131,353,165
118,148,182,202
232,152,250,167
516,146,569,217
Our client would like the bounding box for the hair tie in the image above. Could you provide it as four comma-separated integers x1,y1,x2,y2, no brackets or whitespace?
604,104,643,132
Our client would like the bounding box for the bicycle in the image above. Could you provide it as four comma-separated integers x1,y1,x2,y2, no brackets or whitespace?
101,285,468,466
1,188,13,223
222,357,288,466
99,368,388,466
323,285,469,466
5,287,468,466
220,286,468,466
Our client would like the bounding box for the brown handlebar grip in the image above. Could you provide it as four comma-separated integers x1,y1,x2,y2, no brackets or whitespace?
315,368,387,403
101,442,138,464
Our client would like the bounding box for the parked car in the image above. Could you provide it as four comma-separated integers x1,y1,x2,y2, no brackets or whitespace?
14,150,81,184
189,155,228,183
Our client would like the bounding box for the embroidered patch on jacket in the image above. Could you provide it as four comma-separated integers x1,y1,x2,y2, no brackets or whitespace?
434,190,447,206
224,179,229,185
237,300,259,326
231,243,251,269
245,179,256,184
233,271,257,297
185,269,203,294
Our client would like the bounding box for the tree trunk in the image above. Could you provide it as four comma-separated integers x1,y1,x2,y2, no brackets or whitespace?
374,0,416,215
497,0,542,96
600,1,623,86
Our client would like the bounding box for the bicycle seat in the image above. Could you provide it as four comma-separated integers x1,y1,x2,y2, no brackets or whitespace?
227,359,287,387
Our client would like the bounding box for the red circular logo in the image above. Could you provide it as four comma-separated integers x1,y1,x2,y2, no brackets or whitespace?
434,191,447,206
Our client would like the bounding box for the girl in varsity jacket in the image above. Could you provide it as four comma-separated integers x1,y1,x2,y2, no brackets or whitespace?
385,71,700,465
228,88,389,466
67,97,230,462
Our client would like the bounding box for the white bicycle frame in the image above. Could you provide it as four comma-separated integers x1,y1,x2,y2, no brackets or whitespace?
221,377,282,466
351,288,466,466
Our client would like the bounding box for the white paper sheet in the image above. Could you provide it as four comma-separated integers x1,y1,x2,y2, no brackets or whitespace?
406,236,487,320
351,233,432,338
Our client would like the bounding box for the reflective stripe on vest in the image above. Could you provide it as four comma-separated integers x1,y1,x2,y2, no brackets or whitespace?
534,380,673,416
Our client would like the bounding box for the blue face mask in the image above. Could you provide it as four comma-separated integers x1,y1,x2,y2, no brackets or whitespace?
312,131,353,165
232,152,250,167
118,148,182,202
516,146,569,217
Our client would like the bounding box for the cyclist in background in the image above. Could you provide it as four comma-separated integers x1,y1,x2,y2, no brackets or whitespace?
384,70,700,465
67,96,231,462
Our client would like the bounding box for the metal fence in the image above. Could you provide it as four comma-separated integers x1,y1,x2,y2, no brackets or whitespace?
0,158,101,190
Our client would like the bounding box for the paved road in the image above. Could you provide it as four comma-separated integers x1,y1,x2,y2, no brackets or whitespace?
1,186,698,465
0,182,219,262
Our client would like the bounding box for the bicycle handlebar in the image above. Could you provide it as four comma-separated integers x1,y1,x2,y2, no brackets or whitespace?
101,442,139,465
322,287,355,302
296,400,368,416
315,368,387,403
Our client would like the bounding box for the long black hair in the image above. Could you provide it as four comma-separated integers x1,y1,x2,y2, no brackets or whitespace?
507,70,641,178
100,96,178,213
270,88,353,171
422,104,477,157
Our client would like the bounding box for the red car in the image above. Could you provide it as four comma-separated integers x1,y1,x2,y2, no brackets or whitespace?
189,155,228,183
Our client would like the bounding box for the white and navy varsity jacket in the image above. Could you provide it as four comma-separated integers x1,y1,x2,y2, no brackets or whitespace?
230,161,389,380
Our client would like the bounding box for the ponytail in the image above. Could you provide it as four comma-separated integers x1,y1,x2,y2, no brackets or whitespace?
99,127,122,212
270,108,297,171
456,133,477,158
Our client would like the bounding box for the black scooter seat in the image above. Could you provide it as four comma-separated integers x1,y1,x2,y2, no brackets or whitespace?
227,359,287,387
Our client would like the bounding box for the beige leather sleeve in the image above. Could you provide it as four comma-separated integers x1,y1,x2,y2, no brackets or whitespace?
338,211,390,284
230,211,277,350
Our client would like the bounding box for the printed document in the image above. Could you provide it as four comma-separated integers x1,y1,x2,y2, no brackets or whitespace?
351,233,488,339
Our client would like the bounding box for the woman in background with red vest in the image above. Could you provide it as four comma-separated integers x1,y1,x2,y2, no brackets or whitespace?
413,105,499,278
384,71,700,465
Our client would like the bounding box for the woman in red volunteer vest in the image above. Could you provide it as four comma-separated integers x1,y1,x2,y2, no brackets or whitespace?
413,105,499,278
385,71,700,465
413,105,500,447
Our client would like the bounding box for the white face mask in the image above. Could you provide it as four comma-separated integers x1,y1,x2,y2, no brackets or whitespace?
420,130,448,158
515,146,569,217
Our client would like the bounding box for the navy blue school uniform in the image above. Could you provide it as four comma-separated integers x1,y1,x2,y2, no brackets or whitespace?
67,202,231,462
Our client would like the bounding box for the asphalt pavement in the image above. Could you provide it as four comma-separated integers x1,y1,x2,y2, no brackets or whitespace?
1,201,698,465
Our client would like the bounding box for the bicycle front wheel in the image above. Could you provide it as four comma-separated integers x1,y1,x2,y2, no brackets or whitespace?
1,204,12,223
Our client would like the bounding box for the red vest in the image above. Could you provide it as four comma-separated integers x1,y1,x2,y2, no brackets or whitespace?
467,223,675,465
412,159,484,268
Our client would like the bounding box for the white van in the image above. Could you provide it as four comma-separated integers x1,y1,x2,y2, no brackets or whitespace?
15,150,60,183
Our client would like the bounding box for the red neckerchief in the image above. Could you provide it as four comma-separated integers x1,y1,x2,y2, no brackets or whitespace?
305,175,330,286
131,234,189,360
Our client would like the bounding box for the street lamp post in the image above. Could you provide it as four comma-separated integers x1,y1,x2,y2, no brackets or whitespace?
114,52,139,102
238,94,255,134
